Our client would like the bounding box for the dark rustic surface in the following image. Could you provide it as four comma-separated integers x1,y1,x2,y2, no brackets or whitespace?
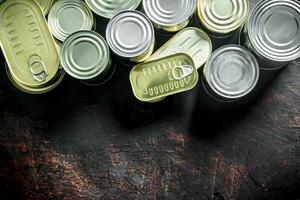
0,0,300,199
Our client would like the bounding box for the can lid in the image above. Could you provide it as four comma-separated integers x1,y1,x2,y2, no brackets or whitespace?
204,45,259,99
143,0,196,29
198,0,249,34
130,53,198,102
248,0,300,62
61,30,110,80
35,0,54,15
85,0,141,19
106,10,154,59
48,0,94,41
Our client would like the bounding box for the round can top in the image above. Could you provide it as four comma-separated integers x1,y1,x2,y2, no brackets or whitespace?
248,0,300,62
204,45,259,100
61,31,110,80
35,0,54,15
85,0,141,19
48,0,94,41
143,0,196,29
198,0,249,34
106,10,154,59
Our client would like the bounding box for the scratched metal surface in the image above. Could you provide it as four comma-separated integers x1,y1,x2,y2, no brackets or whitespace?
0,0,300,199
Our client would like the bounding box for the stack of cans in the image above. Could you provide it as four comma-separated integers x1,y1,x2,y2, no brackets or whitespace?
0,0,299,107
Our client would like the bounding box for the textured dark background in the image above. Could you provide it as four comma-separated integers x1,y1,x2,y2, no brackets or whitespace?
0,0,300,199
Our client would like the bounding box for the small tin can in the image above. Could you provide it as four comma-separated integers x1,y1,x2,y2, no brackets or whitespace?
197,0,249,49
130,53,198,102
147,27,212,70
106,10,155,63
0,0,61,92
48,0,95,41
240,0,300,70
142,0,196,32
61,30,114,85
35,0,54,15
202,45,259,102
85,0,141,19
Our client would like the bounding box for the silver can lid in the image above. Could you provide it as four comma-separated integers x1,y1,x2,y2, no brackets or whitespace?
61,30,110,80
48,0,94,41
142,0,196,29
248,0,300,62
204,45,259,99
106,10,154,59
85,0,141,19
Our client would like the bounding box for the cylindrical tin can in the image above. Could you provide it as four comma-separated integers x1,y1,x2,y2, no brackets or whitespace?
106,10,155,63
142,0,196,32
240,0,300,70
61,30,114,85
202,45,259,102
35,0,54,15
48,0,95,41
197,0,249,49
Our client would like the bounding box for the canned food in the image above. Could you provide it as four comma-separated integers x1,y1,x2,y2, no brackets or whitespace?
203,45,259,102
240,0,300,70
142,0,196,32
106,10,155,63
147,27,212,69
130,53,198,102
48,0,94,41
61,30,114,85
35,0,54,15
85,0,141,19
0,0,61,91
197,0,248,49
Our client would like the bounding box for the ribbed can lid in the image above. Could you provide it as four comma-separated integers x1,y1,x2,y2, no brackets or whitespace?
48,0,94,41
204,45,259,99
143,0,196,29
106,10,154,59
35,0,54,15
198,0,249,34
85,0,141,19
61,31,110,80
248,0,300,63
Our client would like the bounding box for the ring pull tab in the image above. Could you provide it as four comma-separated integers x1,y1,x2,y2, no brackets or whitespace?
28,55,48,82
172,65,194,80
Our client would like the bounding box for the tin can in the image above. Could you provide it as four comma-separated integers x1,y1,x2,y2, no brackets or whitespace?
35,0,54,15
240,0,300,70
130,53,198,102
48,0,95,41
106,10,155,63
142,0,196,32
0,0,61,93
202,45,259,102
61,30,114,85
197,0,249,49
147,27,212,70
85,0,141,19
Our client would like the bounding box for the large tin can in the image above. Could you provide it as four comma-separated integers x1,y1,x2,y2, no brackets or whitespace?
0,0,62,94
240,0,300,70
61,30,114,85
142,0,196,32
48,0,95,42
35,0,54,15
106,10,155,63
197,0,249,49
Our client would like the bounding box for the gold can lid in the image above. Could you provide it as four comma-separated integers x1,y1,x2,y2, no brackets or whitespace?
198,0,249,34
35,0,54,15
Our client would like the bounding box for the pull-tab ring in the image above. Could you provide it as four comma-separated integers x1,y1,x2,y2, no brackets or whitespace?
172,65,194,80
29,60,47,82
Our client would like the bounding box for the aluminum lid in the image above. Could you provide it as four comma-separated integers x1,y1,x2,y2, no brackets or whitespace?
85,0,141,19
48,0,94,41
248,0,300,62
143,0,196,29
106,10,154,59
198,0,249,34
204,45,259,99
35,0,54,15
61,30,110,80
